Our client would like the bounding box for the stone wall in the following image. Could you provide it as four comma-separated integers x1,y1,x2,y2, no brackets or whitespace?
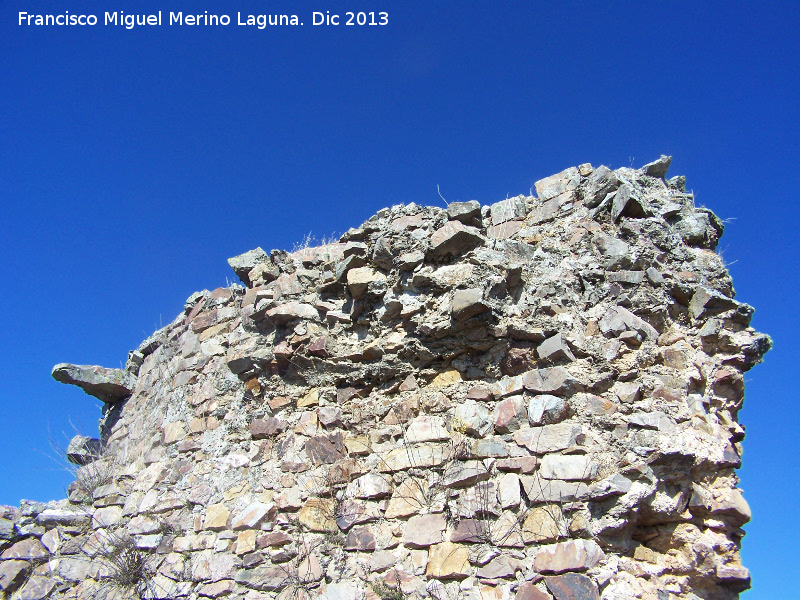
0,156,770,600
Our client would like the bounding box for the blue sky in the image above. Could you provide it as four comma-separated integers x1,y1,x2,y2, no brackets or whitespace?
1,1,797,596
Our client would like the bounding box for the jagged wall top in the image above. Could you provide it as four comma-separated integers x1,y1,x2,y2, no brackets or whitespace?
20,155,770,600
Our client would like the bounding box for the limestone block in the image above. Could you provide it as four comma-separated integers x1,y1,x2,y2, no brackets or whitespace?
405,415,450,443
452,288,490,320
522,504,565,543
402,514,447,548
534,539,604,573
347,267,386,299
528,395,568,425
493,395,528,433
430,369,462,388
514,423,580,454
346,473,392,499
0,537,48,561
537,333,576,362
491,196,527,225
385,478,428,518
204,504,230,531
228,247,270,285
447,200,481,223
427,221,484,260
539,454,598,481
452,402,491,436
426,542,471,579
231,502,275,530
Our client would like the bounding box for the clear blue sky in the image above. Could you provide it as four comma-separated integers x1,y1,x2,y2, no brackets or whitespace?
1,1,797,596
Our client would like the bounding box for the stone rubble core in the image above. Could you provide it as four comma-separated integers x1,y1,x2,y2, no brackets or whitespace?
3,156,770,600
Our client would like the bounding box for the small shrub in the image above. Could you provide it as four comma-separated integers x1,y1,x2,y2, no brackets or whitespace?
371,580,404,600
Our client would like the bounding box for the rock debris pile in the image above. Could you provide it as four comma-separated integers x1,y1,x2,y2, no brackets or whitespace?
1,156,770,600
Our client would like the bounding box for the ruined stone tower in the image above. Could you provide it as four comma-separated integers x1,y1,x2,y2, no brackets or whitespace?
0,156,769,600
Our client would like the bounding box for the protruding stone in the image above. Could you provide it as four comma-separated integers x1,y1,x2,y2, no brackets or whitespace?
231,502,275,530
430,369,462,388
447,200,481,223
471,437,509,458
318,406,343,428
441,460,492,488
92,506,122,528
427,221,484,261
610,184,647,221
528,395,568,425
266,302,319,324
496,456,539,474
641,155,672,178
304,434,346,465
493,395,528,433
498,472,521,509
452,402,492,436
247,261,280,287
0,538,48,561
476,554,525,579
0,560,28,592
521,477,589,503
298,553,324,583
66,435,101,465
450,519,486,543
500,347,531,376
689,286,739,321
228,247,270,286
535,167,578,198
203,504,230,531
336,254,367,282
487,374,525,399
490,196,527,225
347,267,386,299
537,334,576,362
523,368,581,396
598,306,658,341
14,575,56,600
588,473,632,499
250,418,287,439
628,411,677,433
379,444,448,472
385,478,428,518
346,474,392,499
52,363,135,403
452,288,490,320
298,388,320,408
582,166,620,209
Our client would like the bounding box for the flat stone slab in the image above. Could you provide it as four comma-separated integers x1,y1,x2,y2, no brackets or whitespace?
52,363,135,403
546,572,600,600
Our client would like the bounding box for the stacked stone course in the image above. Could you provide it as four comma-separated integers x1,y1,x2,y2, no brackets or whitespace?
0,156,770,600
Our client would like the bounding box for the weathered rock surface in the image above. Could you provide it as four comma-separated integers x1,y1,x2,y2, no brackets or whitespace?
51,363,135,402
8,157,768,600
